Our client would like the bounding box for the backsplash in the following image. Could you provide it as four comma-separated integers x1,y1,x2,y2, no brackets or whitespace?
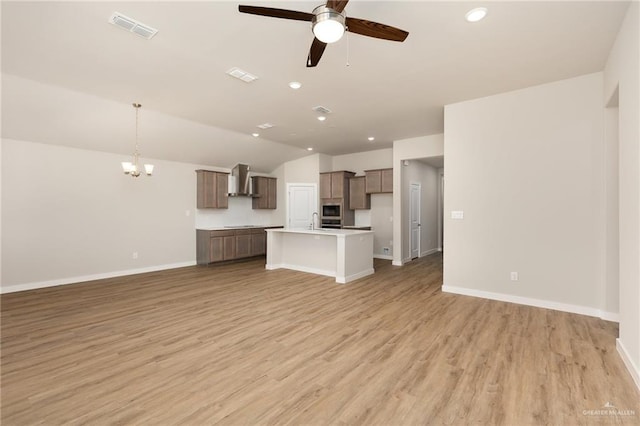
195,197,281,228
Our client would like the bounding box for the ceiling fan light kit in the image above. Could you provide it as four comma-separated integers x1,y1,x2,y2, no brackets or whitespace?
238,0,408,67
312,5,345,43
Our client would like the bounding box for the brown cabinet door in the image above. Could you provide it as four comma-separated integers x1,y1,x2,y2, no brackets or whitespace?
349,177,370,210
235,234,252,258
331,172,344,198
197,170,216,208
252,177,267,209
252,177,277,209
267,178,277,209
209,237,224,262
365,170,382,193
251,232,266,255
197,170,229,209
216,173,229,208
381,168,393,193
223,236,235,260
320,173,332,199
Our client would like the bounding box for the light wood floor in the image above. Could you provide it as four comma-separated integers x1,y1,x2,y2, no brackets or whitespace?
2,254,639,425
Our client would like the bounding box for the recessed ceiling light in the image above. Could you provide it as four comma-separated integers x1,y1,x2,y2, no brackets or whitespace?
252,133,259,137
257,123,274,129
307,147,313,151
317,116,327,121
368,137,375,141
289,81,302,89
465,7,487,22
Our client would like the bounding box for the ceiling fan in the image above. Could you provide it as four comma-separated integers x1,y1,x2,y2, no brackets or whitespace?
238,0,409,67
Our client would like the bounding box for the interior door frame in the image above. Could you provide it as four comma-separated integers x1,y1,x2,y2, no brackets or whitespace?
286,183,318,229
409,181,421,260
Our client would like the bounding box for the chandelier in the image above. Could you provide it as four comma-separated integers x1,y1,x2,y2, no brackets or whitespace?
121,103,154,177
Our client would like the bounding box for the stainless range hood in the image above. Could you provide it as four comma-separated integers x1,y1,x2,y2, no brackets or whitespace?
228,164,253,197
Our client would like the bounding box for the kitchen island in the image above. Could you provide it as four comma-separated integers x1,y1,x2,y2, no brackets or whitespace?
265,228,374,283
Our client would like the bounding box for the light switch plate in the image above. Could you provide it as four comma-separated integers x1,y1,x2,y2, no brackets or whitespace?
451,210,464,219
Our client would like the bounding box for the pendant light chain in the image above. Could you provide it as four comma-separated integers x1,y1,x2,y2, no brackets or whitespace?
121,102,154,177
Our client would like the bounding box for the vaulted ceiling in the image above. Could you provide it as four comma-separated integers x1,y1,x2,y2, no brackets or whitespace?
1,1,630,170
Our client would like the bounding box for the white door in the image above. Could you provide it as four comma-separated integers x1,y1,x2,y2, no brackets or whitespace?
287,184,317,229
410,182,421,259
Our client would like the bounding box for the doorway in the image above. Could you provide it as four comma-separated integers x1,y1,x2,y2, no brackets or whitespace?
410,182,421,259
287,183,317,229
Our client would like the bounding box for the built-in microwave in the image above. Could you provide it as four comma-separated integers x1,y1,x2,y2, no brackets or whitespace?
322,203,341,218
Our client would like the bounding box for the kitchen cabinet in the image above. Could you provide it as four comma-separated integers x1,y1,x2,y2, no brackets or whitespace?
197,230,235,264
365,168,393,194
349,176,371,210
252,176,277,209
235,229,252,258
196,170,229,209
196,227,280,265
251,228,266,255
320,171,355,199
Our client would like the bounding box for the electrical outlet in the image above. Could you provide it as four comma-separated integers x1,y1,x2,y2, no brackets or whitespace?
185,210,191,217
132,252,138,260
383,247,390,255
510,272,518,281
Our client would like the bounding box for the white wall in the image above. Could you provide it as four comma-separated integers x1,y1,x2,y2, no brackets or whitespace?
1,139,195,291
392,134,444,265
401,161,439,262
332,148,393,258
0,139,287,293
443,73,610,317
603,1,640,389
284,154,320,185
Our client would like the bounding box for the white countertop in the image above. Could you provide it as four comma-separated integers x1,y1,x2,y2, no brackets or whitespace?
266,228,373,236
197,225,283,231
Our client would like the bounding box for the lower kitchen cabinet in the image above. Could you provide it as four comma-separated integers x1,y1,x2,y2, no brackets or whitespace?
235,230,252,258
196,227,277,265
251,228,266,255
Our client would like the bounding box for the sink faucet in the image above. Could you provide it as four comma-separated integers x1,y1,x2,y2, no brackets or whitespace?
311,212,319,230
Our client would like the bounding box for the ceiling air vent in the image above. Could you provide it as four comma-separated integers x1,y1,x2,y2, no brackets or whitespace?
312,105,332,114
226,67,258,83
109,12,158,40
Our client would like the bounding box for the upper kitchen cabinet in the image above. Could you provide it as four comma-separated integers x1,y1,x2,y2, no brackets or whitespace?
365,168,393,194
320,171,355,199
196,170,229,209
349,176,371,210
252,176,277,210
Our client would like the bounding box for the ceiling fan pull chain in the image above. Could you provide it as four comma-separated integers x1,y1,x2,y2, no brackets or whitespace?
346,28,350,67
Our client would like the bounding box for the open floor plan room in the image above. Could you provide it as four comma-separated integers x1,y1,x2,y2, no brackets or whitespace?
2,255,638,425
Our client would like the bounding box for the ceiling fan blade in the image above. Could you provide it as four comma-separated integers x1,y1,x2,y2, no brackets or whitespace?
345,17,409,42
326,0,349,13
238,5,313,22
306,38,328,68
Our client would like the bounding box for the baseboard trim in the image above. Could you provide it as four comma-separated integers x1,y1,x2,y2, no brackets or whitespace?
0,261,197,294
338,268,375,284
373,254,393,260
266,263,334,278
617,339,640,391
442,285,619,322
420,248,439,257
392,260,403,266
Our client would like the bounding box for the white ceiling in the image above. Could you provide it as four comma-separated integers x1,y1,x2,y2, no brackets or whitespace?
1,1,629,167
